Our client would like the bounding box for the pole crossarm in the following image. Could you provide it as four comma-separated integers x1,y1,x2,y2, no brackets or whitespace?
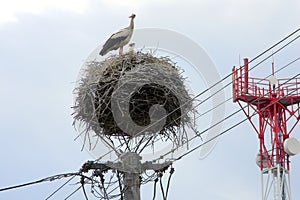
80,153,172,200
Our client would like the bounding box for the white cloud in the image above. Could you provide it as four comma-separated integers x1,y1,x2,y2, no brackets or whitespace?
0,0,89,24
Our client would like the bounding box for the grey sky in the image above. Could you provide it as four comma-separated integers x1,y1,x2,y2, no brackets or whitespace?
0,0,300,199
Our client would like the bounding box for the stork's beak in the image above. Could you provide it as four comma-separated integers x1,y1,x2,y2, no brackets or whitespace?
129,14,136,19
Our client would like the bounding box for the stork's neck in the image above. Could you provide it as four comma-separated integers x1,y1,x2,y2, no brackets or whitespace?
129,18,134,29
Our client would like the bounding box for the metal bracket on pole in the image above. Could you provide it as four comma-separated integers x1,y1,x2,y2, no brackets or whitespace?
81,152,172,200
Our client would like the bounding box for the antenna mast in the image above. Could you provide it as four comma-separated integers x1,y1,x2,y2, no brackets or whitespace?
232,58,300,200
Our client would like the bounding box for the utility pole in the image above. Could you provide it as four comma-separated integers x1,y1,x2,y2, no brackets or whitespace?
81,152,172,200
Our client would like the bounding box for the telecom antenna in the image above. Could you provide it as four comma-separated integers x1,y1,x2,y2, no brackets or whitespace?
233,58,300,200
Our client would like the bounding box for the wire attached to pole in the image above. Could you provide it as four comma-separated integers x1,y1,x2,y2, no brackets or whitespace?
0,173,79,192
152,177,158,200
165,167,175,200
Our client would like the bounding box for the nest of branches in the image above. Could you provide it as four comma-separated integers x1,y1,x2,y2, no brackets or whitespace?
73,52,194,138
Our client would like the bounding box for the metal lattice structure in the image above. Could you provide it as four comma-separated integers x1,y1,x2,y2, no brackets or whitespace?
233,58,300,200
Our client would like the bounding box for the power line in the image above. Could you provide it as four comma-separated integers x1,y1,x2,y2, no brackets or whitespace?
176,114,249,161
164,167,174,200
45,175,77,200
0,173,79,193
0,172,93,200
81,176,89,200
64,185,82,200
152,178,158,200
249,28,300,63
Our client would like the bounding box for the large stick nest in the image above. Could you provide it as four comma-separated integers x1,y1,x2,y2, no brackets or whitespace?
73,52,194,138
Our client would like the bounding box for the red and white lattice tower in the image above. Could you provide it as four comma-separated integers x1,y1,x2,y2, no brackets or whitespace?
232,58,300,200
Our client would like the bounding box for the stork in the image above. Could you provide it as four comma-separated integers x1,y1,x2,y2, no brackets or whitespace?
99,14,136,56
128,42,135,55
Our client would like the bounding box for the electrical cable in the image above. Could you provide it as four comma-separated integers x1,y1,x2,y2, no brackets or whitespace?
45,175,77,200
158,173,166,200
0,173,79,192
152,177,158,200
100,173,109,199
81,176,89,200
64,185,82,200
249,28,300,63
165,167,174,200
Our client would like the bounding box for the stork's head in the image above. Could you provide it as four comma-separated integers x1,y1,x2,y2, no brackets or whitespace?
129,43,135,48
129,14,136,19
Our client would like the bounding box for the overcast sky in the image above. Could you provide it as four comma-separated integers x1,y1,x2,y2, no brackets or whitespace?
0,0,300,199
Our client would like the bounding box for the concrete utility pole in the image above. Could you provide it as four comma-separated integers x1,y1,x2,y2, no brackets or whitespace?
82,152,172,200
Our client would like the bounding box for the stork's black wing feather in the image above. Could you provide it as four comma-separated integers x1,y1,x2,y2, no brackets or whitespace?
99,34,127,56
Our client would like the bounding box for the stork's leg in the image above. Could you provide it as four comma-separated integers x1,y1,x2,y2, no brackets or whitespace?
119,46,123,56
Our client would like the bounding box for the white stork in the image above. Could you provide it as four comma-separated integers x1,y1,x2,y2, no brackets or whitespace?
128,42,135,55
99,14,136,56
